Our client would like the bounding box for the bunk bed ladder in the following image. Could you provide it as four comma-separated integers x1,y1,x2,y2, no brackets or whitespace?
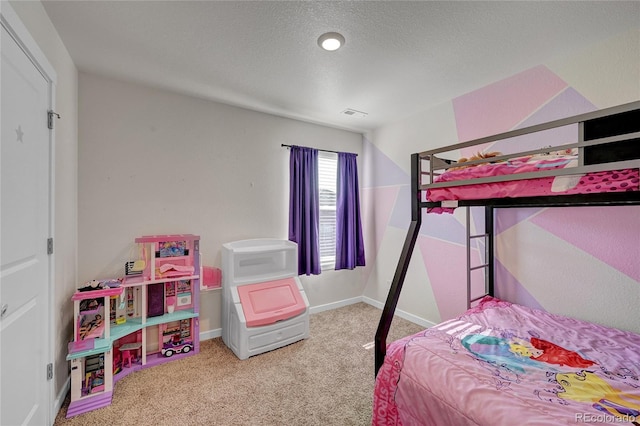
465,206,495,309
374,153,422,377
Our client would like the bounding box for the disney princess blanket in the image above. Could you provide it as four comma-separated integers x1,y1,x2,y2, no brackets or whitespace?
373,297,640,425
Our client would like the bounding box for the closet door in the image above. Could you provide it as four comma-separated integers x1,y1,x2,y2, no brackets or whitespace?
1,17,52,426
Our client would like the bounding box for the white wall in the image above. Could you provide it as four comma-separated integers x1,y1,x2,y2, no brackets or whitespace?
8,0,79,407
78,72,365,334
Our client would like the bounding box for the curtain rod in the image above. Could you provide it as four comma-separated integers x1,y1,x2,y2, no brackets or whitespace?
281,144,358,156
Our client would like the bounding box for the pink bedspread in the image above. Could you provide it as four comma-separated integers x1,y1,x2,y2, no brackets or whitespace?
372,297,640,425
427,155,639,213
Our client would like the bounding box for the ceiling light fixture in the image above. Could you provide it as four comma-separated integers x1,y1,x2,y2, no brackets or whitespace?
317,32,345,51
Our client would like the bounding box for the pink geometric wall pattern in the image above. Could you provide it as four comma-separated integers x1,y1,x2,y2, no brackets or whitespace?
451,65,590,313
362,139,409,189
495,207,542,235
418,235,482,321
387,185,411,230
494,260,544,311
419,209,467,245
452,65,568,157
490,87,596,155
517,87,596,128
529,206,640,281
387,185,468,245
361,186,401,287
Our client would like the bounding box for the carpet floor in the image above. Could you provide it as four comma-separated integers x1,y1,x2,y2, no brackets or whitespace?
54,302,424,426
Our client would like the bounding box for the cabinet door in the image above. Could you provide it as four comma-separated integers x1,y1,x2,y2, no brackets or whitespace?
147,283,164,317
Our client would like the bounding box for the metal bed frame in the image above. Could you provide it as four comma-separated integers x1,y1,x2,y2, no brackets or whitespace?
374,100,640,376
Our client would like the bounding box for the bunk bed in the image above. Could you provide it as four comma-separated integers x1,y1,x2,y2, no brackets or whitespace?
373,101,640,425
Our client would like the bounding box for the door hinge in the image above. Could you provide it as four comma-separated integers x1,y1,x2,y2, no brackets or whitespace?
47,110,60,130
47,363,53,381
47,238,53,255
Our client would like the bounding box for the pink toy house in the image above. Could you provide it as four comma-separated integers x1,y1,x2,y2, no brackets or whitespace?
66,234,201,418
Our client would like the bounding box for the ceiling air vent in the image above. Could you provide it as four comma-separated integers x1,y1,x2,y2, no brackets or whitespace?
341,108,368,118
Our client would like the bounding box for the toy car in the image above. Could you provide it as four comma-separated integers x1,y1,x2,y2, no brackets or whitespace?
161,339,193,357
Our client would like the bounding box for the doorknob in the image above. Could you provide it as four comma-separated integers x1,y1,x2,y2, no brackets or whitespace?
1,304,8,318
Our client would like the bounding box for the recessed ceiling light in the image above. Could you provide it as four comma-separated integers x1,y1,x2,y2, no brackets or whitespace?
318,32,345,51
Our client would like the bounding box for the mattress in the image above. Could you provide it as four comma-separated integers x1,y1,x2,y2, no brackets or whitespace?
426,154,640,213
372,297,640,425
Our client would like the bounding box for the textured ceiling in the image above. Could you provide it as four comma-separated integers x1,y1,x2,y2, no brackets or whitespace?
42,1,639,133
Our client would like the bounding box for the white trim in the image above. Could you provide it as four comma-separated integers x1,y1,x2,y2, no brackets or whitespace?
200,298,363,340
200,296,432,342
0,2,57,83
308,296,362,315
47,64,58,426
53,378,70,422
1,3,57,425
200,327,222,341
200,296,436,342
362,296,435,329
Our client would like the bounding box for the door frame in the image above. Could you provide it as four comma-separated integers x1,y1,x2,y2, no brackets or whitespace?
1,2,57,423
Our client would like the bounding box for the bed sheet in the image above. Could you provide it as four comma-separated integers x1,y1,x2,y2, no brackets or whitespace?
426,155,640,213
372,297,640,425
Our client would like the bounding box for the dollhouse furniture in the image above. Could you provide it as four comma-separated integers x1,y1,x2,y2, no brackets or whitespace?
221,239,309,360
118,342,142,367
66,234,201,418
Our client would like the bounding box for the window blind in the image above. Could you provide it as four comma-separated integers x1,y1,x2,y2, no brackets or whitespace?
318,151,337,268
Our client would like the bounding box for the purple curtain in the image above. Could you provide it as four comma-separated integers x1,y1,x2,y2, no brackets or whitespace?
335,152,365,270
289,146,321,275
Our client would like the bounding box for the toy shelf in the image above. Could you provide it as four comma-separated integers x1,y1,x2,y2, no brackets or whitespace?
68,338,111,359
71,288,123,300
66,234,201,418
145,309,197,327
121,274,200,287
110,318,144,341
222,238,297,285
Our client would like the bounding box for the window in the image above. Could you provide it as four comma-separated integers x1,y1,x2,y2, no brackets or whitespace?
318,151,337,269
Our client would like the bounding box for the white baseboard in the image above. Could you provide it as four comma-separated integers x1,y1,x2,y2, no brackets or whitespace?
308,296,363,314
198,298,363,341
362,296,435,329
198,296,434,342
200,328,222,341
53,377,70,423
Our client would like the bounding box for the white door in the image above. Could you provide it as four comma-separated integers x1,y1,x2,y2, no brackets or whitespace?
1,18,52,426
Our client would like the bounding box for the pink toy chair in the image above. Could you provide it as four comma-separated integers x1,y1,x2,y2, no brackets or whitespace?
122,350,133,368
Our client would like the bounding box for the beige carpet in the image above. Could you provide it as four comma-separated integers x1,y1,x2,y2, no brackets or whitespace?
54,302,424,426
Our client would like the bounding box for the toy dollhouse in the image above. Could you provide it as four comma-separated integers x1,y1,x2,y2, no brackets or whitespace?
66,234,201,418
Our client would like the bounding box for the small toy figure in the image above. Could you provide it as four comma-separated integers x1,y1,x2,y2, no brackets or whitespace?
78,280,104,292
78,278,122,292
450,151,502,171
